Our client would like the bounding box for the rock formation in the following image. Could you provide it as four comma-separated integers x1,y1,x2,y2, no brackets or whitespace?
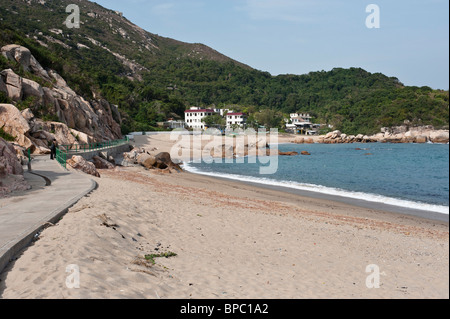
123,148,183,172
92,155,115,170
0,44,123,154
291,127,449,145
301,151,311,156
377,126,449,144
154,152,182,171
0,137,31,197
278,151,299,156
67,155,101,178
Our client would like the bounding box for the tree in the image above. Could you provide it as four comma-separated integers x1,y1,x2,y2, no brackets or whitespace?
254,109,284,129
202,114,225,127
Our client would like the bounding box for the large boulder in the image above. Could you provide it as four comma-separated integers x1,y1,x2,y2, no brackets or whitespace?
154,152,182,171
1,44,50,79
92,155,115,170
292,137,305,144
67,155,100,178
0,138,23,176
21,108,35,122
414,136,428,144
0,69,22,101
123,147,144,164
429,131,449,144
0,137,31,197
0,103,34,150
137,153,157,169
22,78,44,100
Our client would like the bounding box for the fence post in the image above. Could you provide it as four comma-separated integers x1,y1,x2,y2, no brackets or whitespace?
27,148,32,172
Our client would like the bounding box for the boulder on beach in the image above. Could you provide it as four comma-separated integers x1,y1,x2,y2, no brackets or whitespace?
154,152,182,171
67,155,101,178
137,153,157,169
292,138,305,144
92,155,115,170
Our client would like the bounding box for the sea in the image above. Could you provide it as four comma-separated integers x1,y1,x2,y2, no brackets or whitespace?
183,142,449,219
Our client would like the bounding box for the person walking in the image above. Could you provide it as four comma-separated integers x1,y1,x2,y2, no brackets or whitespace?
50,139,58,160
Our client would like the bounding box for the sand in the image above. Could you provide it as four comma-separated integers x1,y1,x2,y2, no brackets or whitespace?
0,134,448,299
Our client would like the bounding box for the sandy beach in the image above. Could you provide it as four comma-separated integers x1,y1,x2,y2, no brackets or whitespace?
0,134,448,299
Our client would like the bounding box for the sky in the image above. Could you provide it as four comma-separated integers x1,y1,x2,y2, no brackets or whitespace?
93,0,449,90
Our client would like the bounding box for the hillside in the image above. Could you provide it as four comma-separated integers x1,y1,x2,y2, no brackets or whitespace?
0,0,448,135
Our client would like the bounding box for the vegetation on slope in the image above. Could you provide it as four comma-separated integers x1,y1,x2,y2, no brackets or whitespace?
0,0,448,135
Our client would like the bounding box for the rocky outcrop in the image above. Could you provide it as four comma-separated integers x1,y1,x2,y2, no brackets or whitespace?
278,151,299,156
67,155,101,178
0,44,123,153
0,69,22,101
377,126,449,144
124,148,182,172
154,152,182,171
0,103,83,154
0,103,34,150
92,155,115,170
307,127,449,145
137,153,157,169
317,131,379,144
123,147,144,165
0,137,30,197
0,138,24,176
1,44,50,80
301,151,311,156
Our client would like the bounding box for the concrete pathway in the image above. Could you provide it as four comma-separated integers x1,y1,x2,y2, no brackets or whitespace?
0,156,96,274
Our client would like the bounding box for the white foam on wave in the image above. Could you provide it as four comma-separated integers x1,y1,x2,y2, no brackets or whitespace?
183,162,449,215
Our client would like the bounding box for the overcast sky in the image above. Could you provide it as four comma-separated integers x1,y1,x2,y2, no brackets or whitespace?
93,0,449,90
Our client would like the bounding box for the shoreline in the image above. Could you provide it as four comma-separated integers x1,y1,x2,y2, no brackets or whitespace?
133,134,449,222
165,170,449,231
184,170,449,223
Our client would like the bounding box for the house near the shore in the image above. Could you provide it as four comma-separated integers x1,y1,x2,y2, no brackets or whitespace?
185,107,247,130
226,112,247,129
285,113,321,135
184,107,217,130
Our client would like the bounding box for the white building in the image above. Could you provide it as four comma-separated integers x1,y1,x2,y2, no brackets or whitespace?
289,113,312,123
214,108,234,117
286,113,319,135
226,113,247,129
185,108,217,130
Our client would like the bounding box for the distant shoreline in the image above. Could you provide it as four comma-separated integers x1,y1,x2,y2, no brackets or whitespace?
182,167,449,223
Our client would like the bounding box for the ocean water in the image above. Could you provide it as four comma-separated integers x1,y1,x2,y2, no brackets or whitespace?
184,143,449,215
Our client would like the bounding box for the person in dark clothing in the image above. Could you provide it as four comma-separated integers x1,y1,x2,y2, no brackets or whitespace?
50,139,58,160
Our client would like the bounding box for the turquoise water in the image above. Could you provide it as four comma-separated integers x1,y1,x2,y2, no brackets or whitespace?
184,143,449,215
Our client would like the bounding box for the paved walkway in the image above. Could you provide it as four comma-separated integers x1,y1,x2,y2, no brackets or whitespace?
0,156,96,274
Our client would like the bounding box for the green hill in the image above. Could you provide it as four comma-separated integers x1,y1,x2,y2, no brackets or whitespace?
0,0,448,135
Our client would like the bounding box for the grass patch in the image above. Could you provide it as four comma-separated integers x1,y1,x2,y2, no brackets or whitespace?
0,126,15,141
144,252,178,265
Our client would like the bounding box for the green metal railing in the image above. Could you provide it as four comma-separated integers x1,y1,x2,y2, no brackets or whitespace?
56,137,130,169
56,147,67,169
59,137,129,153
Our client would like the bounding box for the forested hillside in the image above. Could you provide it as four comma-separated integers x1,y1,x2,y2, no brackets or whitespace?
1,0,448,135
